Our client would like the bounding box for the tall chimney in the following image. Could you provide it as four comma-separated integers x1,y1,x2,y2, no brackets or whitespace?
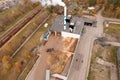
64,6,67,30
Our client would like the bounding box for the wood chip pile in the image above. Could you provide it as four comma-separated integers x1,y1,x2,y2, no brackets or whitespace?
62,37,78,52
47,50,72,74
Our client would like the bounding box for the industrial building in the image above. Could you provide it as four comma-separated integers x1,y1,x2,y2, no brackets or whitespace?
44,5,97,80
44,3,97,40
49,15,84,39
43,14,85,80
44,13,98,80
49,15,97,40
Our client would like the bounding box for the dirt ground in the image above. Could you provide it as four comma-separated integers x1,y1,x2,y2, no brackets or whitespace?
88,40,118,80
40,33,78,76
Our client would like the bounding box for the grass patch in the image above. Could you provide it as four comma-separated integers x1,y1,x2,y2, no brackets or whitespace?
104,24,120,35
17,56,38,80
87,69,95,80
88,41,118,80
107,46,118,64
104,23,120,42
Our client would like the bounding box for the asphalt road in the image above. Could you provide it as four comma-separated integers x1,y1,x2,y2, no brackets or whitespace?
105,17,120,22
67,9,104,80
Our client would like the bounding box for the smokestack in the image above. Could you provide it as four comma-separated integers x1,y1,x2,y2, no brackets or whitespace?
64,6,67,30
32,0,67,30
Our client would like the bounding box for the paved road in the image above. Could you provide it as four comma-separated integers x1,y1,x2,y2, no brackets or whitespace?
105,17,120,22
25,50,48,80
67,9,104,80
104,41,120,47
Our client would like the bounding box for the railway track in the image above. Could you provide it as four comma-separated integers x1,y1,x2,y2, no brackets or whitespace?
0,6,41,39
11,14,51,58
0,6,44,48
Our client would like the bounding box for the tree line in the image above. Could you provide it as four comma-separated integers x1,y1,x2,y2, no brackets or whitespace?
87,0,120,18
0,0,40,32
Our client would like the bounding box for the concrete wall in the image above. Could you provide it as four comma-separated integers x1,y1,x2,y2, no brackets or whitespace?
61,31,80,39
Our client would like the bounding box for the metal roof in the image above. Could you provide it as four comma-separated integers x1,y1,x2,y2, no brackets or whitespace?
50,15,84,34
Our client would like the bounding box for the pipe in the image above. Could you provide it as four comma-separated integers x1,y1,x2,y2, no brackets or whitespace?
46,69,50,80
64,6,67,30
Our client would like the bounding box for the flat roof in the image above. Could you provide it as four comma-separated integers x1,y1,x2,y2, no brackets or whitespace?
50,15,84,34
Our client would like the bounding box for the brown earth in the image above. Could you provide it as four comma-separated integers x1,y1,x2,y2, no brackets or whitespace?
88,40,118,80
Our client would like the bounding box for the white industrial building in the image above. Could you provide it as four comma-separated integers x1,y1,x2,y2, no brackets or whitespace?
49,15,84,39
